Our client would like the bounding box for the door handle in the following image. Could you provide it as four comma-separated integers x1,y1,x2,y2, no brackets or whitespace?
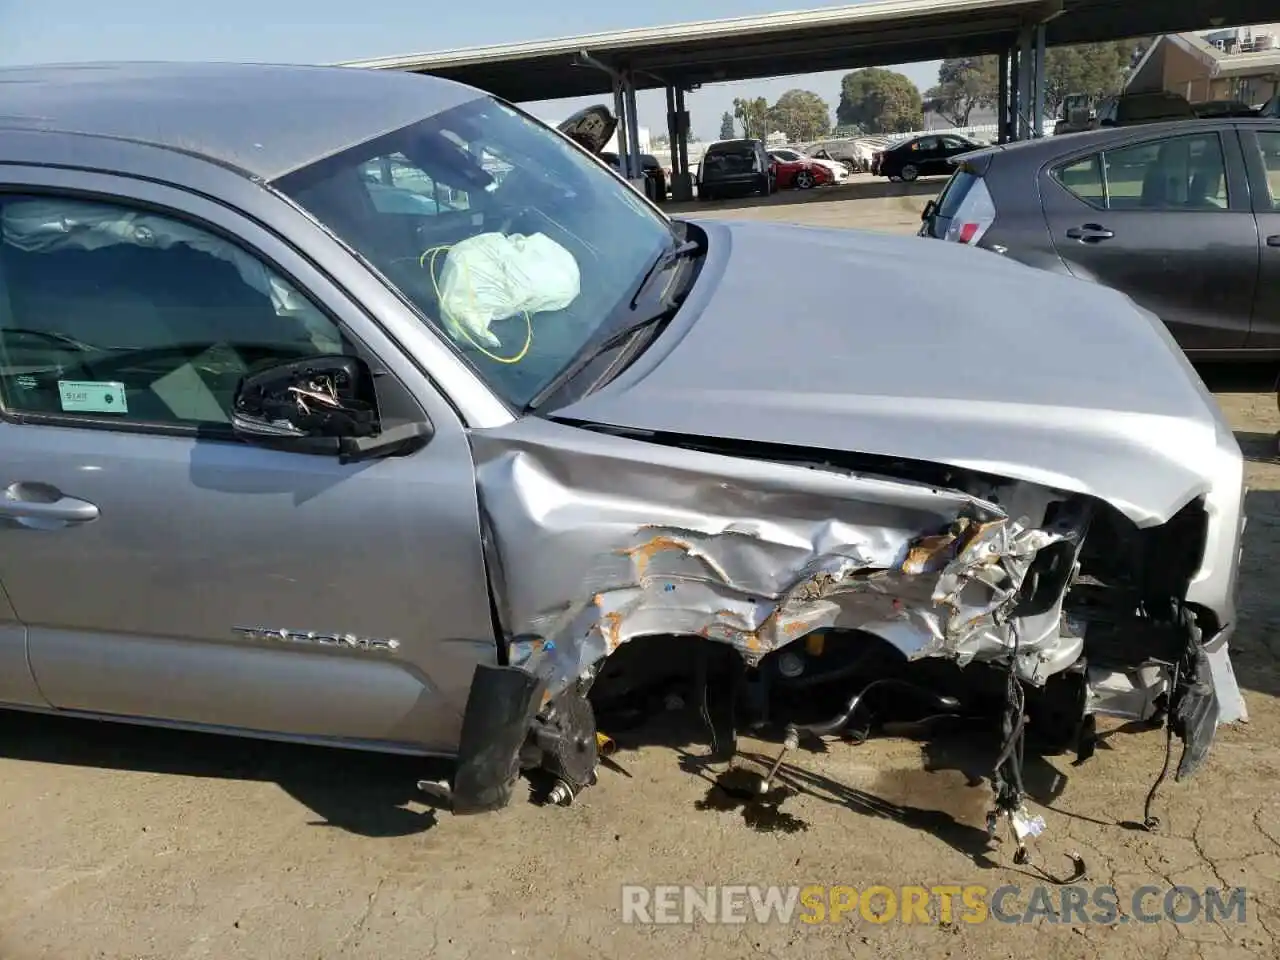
1065,223,1115,243
1267,235,1280,248
0,482,99,524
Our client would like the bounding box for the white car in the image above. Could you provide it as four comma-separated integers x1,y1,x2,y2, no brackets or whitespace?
770,147,849,182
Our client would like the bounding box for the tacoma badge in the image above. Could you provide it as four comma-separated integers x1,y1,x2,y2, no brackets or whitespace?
233,626,400,652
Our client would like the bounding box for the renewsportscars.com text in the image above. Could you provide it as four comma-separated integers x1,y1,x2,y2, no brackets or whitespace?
620,884,1248,926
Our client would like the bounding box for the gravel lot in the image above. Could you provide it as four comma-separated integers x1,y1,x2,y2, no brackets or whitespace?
2,179,1278,960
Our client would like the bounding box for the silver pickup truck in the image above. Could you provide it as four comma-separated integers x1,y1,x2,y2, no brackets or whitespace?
0,62,1246,841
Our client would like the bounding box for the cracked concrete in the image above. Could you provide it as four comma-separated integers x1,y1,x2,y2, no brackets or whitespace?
0,194,1277,960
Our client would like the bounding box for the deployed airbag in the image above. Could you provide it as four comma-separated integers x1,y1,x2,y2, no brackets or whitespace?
437,232,581,347
2,198,310,317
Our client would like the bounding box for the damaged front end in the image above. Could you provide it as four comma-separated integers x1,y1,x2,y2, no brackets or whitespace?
432,420,1242,839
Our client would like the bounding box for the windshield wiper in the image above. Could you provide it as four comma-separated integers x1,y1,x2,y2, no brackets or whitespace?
524,237,702,413
2,329,109,352
629,237,700,309
523,310,674,413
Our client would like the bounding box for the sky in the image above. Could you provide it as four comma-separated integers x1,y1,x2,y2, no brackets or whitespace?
0,0,940,142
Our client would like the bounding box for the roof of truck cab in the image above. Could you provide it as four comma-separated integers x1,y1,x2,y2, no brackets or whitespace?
0,61,483,181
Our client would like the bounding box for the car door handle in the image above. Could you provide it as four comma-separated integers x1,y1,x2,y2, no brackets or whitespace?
1267,235,1280,248
1065,224,1115,243
0,482,99,524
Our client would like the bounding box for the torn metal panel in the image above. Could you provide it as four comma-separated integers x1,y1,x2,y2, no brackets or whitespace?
473,418,1084,700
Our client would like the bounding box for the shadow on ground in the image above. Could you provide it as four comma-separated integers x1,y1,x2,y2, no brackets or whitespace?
666,715,1108,871
1196,362,1279,394
0,710,447,837
1236,431,1277,464
1232,489,1280,700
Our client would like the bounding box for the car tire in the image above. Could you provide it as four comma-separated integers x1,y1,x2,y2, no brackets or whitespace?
900,164,920,181
795,170,815,189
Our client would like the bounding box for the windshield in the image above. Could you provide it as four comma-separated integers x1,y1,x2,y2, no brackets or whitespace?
273,96,673,409
704,143,760,174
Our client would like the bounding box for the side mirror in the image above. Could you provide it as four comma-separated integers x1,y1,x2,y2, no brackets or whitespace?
921,199,938,222
231,355,432,463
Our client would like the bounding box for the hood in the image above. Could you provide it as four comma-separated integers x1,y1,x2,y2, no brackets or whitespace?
554,220,1240,527
556,105,617,154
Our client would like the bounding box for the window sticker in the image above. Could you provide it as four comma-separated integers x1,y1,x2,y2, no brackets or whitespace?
57,380,128,414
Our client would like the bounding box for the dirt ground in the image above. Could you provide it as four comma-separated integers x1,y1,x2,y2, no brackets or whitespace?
3,179,1279,960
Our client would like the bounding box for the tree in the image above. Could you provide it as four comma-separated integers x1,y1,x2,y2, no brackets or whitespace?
719,111,736,140
926,56,999,126
766,89,831,141
836,68,924,134
1042,39,1148,117
732,96,770,139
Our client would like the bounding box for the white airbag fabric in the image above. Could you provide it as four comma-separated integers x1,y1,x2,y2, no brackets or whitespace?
2,198,310,316
438,232,580,347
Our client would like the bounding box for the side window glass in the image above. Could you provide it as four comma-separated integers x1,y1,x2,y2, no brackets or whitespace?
1054,134,1229,211
1255,131,1280,209
914,137,939,152
1103,133,1229,210
0,195,351,429
1055,153,1107,206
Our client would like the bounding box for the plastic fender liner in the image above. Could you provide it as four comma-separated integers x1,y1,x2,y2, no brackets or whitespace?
1173,644,1220,782
451,663,546,814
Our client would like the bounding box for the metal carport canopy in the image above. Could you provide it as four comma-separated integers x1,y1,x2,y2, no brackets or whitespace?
339,0,1277,103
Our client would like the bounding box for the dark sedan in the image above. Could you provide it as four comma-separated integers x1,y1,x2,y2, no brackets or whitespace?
920,118,1280,359
871,133,981,181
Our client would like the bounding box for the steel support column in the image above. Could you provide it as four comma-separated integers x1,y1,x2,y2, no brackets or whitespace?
997,48,1010,144
665,84,678,167
671,85,694,200
1017,26,1034,139
675,86,690,175
1007,45,1019,142
623,71,643,187
1034,23,1047,137
611,77,630,177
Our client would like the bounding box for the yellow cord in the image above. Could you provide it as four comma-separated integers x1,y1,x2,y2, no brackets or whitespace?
420,244,533,364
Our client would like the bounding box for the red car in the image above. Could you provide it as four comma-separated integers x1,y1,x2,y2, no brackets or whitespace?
767,151,835,190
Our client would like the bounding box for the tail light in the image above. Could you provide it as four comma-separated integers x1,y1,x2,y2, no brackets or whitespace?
943,176,997,246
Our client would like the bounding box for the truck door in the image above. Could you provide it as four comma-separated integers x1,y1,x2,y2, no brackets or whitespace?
0,169,497,753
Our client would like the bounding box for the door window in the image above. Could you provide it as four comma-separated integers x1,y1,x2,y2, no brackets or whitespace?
1253,131,1280,208
1052,133,1230,210
940,136,971,150
0,195,350,429
911,137,940,152
1055,154,1107,206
